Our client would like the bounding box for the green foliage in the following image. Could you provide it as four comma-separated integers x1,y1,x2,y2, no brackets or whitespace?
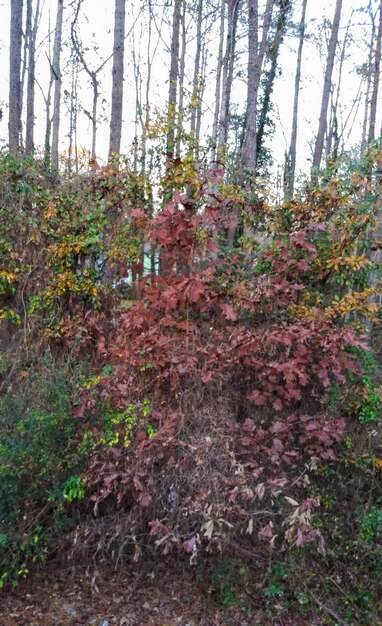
358,506,382,543
0,145,381,626
0,356,85,586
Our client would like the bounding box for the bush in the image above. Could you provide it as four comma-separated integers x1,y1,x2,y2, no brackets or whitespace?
0,355,85,586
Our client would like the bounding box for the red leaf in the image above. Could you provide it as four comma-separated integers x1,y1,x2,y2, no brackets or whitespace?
137,491,152,507
271,421,287,433
260,522,274,538
273,398,283,411
201,370,213,383
221,303,237,321
184,536,197,553
247,390,267,406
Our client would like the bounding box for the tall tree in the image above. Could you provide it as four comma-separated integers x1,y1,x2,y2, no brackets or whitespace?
211,0,225,161
176,0,187,155
51,0,64,169
190,0,203,141
166,0,182,162
325,12,352,162
361,2,376,155
109,0,126,159
241,0,273,175
256,0,291,169
8,0,23,153
312,0,343,170
368,0,382,145
284,0,308,197
25,0,41,154
218,0,240,152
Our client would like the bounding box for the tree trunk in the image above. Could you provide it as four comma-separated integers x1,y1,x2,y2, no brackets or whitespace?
167,0,182,162
211,0,225,161
312,0,343,170
109,0,126,159
218,0,240,151
241,0,259,175
51,0,64,169
241,0,273,176
9,0,23,154
26,0,41,155
190,0,203,139
285,0,308,197
361,5,375,155
176,0,187,155
256,0,291,169
368,0,382,145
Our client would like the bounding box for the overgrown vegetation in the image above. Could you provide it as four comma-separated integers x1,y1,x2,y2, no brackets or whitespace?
0,147,381,624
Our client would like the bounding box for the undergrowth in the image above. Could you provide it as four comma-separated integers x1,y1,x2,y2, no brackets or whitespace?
0,150,381,624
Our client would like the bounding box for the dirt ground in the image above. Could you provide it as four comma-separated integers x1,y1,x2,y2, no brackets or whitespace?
0,562,314,626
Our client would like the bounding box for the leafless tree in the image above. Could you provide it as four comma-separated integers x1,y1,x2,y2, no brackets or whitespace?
218,0,240,152
368,0,382,145
284,0,308,197
211,0,225,161
312,0,343,170
109,0,126,159
51,0,64,169
9,0,23,153
25,0,41,155
241,0,273,175
166,0,182,161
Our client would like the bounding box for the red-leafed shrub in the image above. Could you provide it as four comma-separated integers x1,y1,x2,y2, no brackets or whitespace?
69,175,368,559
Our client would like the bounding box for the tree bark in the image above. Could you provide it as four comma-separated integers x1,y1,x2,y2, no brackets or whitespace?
256,0,291,169
211,0,225,161
109,0,126,159
9,0,23,154
26,0,41,155
51,0,64,169
285,0,308,197
218,0,240,151
190,0,203,139
167,0,182,161
241,0,273,175
176,0,187,155
312,0,343,170
368,0,382,145
361,4,375,156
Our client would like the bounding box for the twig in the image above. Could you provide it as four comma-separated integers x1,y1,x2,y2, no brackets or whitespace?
307,588,350,626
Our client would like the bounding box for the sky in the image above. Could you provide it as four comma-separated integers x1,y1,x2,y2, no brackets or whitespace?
0,0,380,183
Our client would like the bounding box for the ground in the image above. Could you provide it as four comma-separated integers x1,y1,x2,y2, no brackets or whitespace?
0,561,321,626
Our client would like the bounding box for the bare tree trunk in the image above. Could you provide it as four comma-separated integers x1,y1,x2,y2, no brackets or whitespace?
326,12,352,162
241,0,273,175
256,0,291,169
312,0,343,170
368,0,382,145
190,0,203,139
176,0,187,155
67,54,79,174
109,0,126,159
241,0,259,175
9,0,23,154
284,0,308,197
26,0,41,155
167,0,182,162
51,0,64,169
361,4,375,155
195,40,208,149
218,0,240,151
20,0,30,148
211,0,225,161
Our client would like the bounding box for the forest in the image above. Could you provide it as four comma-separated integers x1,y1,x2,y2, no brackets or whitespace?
1,0,382,624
